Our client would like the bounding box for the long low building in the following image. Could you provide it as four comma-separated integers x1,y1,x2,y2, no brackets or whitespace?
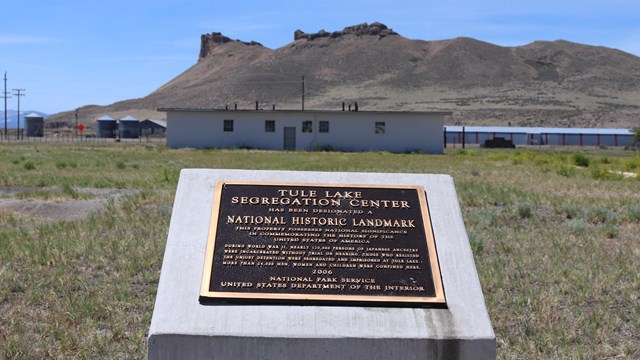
159,108,451,153
445,126,635,147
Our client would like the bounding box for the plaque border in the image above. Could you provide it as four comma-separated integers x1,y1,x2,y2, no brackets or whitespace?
199,180,445,306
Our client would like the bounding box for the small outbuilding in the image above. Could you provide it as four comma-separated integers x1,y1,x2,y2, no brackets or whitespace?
159,108,451,153
140,119,167,136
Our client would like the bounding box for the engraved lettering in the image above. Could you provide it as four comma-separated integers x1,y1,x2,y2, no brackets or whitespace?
203,182,443,305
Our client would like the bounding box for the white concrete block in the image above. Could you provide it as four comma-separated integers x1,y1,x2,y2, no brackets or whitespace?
148,169,495,359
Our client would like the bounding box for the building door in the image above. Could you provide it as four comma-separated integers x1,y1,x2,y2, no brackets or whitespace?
284,127,296,150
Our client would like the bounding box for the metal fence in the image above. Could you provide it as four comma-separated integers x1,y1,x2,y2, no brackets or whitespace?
0,131,166,144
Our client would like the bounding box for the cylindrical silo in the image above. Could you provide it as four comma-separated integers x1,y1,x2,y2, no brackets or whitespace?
96,115,118,138
24,112,44,137
118,115,140,139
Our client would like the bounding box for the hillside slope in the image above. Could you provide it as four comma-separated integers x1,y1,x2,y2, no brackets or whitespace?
48,23,640,128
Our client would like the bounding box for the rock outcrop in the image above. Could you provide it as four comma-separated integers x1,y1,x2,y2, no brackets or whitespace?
294,22,398,41
199,32,263,60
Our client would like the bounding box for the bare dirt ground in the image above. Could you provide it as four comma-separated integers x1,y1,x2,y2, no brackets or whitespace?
0,186,140,224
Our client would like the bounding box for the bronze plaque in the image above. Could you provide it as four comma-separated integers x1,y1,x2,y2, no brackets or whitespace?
200,181,445,306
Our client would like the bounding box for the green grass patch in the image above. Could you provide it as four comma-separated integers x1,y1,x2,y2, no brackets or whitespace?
573,152,590,167
0,143,638,359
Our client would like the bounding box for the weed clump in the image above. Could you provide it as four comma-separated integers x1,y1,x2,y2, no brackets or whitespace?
517,202,533,219
590,167,622,180
555,164,575,177
624,206,640,222
587,207,616,224
563,219,587,234
469,234,485,255
561,204,581,219
622,157,640,172
600,224,619,239
573,153,590,167
61,184,79,199
23,161,35,170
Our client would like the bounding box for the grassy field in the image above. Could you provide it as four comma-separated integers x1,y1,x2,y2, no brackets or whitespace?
0,142,638,359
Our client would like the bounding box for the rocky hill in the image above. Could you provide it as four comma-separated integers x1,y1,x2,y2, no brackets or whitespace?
49,22,640,128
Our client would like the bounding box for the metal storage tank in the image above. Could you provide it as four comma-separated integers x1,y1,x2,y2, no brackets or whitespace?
24,112,44,137
118,115,140,139
96,115,118,138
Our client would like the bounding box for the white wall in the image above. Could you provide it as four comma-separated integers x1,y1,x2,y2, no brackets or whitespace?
166,110,445,153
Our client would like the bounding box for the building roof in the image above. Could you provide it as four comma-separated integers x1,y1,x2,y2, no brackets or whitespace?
444,126,633,136
24,112,43,118
97,115,115,121
120,115,138,121
157,107,453,116
141,119,167,127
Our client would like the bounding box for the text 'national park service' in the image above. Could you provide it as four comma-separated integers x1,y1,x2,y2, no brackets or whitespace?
200,182,445,306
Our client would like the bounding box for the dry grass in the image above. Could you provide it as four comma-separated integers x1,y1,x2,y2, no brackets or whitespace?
0,142,638,359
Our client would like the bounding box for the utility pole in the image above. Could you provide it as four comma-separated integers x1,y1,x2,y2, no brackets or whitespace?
13,89,25,140
75,108,78,138
2,72,9,138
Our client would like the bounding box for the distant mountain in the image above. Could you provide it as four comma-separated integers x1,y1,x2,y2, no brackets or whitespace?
0,110,47,128
48,22,640,128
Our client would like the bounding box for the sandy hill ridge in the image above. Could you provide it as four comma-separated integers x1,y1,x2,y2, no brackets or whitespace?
49,22,640,128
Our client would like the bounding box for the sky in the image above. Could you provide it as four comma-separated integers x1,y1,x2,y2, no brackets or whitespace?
1,0,639,114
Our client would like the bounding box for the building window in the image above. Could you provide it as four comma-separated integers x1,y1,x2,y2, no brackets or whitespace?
319,121,329,133
265,120,275,132
375,121,385,134
223,119,234,132
302,120,312,133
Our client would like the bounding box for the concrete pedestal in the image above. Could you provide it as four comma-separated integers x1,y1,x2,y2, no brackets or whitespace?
148,169,495,359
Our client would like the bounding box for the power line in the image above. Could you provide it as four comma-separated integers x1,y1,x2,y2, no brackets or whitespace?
12,88,25,140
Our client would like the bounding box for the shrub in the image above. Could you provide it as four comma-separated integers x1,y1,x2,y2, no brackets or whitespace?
623,157,640,171
587,207,615,224
517,202,533,219
632,127,640,145
573,153,589,167
624,206,640,222
23,161,35,170
563,219,587,234
316,145,339,152
562,204,581,219
600,224,619,239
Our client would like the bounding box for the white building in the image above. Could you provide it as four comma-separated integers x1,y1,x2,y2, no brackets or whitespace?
159,108,451,153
